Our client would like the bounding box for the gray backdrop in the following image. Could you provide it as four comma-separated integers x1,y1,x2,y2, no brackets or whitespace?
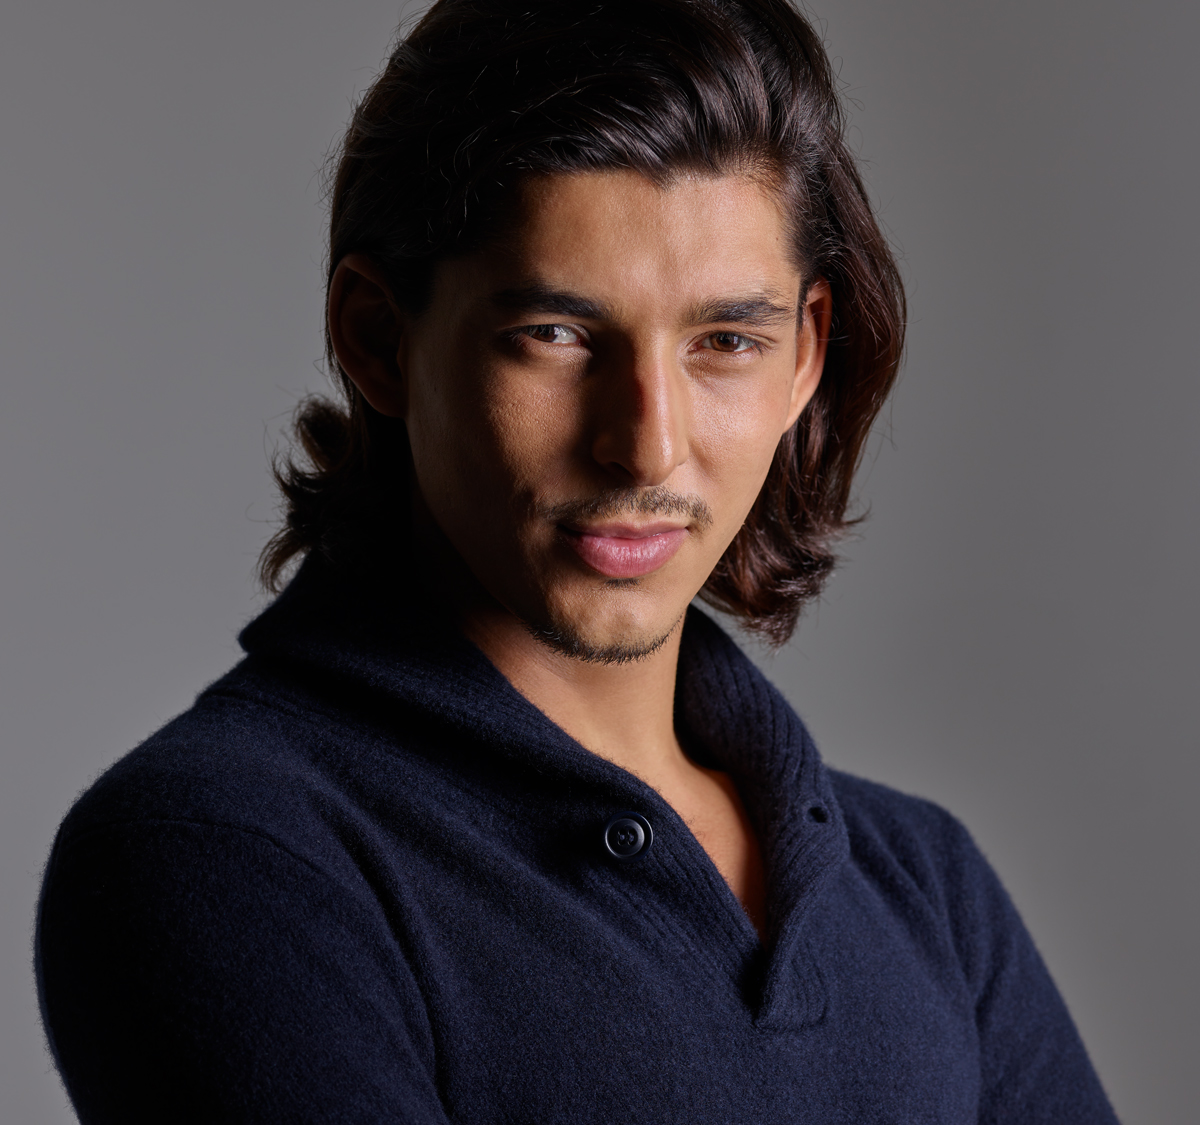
2,2,1196,1121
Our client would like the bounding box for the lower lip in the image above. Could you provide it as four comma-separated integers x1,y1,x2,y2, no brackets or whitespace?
563,528,688,579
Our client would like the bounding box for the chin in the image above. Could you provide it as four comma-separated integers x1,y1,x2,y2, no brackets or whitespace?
522,586,685,665
525,618,677,665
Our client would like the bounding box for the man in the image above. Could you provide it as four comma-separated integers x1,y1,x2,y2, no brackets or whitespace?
36,1,1118,1121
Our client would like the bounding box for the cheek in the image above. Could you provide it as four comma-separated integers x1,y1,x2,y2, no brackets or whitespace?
411,361,584,534
404,342,500,512
481,373,578,492
692,372,796,513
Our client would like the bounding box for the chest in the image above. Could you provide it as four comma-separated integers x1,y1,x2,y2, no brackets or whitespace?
379,838,979,1123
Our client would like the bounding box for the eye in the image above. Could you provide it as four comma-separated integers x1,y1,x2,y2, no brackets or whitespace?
702,332,758,354
521,323,583,346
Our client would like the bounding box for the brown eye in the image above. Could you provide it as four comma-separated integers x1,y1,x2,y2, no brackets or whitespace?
704,332,755,354
524,324,581,345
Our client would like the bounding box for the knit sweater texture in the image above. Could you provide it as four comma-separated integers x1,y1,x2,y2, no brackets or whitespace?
36,558,1118,1123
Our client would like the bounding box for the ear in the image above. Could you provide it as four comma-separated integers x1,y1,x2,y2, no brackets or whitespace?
784,277,832,431
327,254,408,418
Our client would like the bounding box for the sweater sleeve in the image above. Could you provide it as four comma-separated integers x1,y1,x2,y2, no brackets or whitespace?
36,818,451,1125
832,771,1118,1123
933,807,1118,1124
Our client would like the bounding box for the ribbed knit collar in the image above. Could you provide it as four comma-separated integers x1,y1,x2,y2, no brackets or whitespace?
240,555,849,1026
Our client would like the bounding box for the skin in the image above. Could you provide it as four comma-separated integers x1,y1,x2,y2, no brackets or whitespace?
328,170,830,940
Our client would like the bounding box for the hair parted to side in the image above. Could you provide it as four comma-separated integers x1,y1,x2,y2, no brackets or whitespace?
261,0,905,646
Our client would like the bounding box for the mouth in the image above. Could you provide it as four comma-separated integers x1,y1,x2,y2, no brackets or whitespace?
558,520,689,579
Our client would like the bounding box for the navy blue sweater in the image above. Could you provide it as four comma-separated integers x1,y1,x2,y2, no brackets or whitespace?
36,559,1117,1123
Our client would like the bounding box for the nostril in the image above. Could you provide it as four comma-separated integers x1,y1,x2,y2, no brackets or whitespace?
808,806,829,823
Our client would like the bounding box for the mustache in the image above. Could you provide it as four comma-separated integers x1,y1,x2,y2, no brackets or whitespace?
537,486,714,530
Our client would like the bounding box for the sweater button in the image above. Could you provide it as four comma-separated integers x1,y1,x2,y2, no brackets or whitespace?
602,812,653,860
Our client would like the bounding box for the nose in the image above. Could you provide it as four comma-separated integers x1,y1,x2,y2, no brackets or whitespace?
589,347,690,486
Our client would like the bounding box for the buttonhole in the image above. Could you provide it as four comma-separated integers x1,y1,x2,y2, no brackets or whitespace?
808,806,829,823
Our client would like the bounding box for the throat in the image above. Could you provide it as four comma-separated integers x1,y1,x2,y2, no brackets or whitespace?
653,761,769,942
465,599,768,937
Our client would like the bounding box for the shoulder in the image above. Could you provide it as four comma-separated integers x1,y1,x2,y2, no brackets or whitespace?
52,657,378,856
829,768,978,872
829,767,998,903
827,768,1027,988
39,655,416,979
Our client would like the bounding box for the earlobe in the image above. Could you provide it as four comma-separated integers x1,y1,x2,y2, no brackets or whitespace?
327,254,408,418
785,277,832,430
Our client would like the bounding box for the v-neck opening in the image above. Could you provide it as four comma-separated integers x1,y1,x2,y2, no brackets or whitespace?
244,563,847,1022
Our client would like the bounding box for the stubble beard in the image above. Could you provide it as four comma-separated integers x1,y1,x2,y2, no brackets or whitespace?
525,606,684,666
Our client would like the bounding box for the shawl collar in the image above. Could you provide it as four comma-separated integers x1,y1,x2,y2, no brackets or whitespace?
240,556,849,1025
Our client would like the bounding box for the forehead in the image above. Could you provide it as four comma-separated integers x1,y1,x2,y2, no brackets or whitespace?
471,170,801,317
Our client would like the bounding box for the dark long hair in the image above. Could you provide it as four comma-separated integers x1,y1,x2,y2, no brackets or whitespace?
262,0,905,645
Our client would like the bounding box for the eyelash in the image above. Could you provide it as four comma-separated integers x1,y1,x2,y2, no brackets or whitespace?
508,324,765,355
515,324,583,346
701,332,761,355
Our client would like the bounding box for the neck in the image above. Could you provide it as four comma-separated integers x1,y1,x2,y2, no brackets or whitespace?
461,578,768,942
409,489,690,781
408,505,768,939
465,605,688,784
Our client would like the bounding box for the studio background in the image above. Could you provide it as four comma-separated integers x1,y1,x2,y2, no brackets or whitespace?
2,2,1195,1121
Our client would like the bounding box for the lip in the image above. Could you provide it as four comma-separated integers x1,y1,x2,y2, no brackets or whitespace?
559,522,689,579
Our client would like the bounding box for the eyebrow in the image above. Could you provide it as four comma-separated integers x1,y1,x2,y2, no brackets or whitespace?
489,283,797,328
490,284,613,322
685,294,797,327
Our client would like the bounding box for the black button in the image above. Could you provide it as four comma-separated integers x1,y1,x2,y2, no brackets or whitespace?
603,811,653,860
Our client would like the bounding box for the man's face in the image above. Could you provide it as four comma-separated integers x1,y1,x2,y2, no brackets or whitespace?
397,170,826,660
